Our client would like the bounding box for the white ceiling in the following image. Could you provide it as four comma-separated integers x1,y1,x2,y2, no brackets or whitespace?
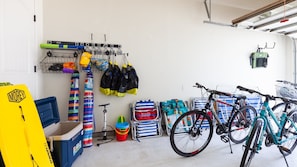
206,0,297,38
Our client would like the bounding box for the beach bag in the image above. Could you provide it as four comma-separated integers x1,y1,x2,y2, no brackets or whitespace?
126,64,139,95
99,61,113,95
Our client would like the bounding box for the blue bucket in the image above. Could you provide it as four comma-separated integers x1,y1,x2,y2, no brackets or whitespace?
116,122,129,130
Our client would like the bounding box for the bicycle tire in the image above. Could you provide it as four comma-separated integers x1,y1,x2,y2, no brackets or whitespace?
228,105,257,144
272,102,297,117
170,110,213,157
240,119,263,167
279,109,297,156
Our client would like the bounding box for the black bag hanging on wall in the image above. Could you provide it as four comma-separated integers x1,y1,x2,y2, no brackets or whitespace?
100,53,139,96
99,61,113,95
117,64,128,97
126,63,139,95
110,58,122,96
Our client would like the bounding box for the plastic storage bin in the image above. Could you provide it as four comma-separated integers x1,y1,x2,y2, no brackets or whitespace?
35,96,83,167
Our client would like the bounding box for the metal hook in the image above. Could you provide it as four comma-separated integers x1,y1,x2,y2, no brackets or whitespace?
116,45,123,55
257,42,275,51
110,45,115,55
265,42,276,49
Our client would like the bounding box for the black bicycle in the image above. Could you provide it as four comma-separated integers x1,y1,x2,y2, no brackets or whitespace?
170,83,258,157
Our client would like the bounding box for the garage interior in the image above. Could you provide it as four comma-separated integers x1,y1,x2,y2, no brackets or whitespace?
1,0,297,167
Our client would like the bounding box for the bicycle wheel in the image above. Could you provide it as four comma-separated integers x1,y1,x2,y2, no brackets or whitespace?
272,102,297,118
279,109,297,156
170,110,213,157
228,105,257,144
240,119,263,167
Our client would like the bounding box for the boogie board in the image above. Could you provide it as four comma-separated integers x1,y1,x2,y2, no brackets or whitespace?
0,84,54,167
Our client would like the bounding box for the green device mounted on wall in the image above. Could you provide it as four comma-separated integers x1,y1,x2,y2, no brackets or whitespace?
250,50,269,68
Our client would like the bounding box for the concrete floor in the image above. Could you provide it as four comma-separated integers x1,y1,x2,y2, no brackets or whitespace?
72,134,297,167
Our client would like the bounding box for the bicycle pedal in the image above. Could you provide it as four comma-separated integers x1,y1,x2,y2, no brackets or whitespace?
220,135,229,143
279,146,292,154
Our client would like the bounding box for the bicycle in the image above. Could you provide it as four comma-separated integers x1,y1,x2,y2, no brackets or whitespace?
169,83,258,157
237,85,297,167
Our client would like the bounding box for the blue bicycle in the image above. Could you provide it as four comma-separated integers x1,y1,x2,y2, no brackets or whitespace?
237,86,297,167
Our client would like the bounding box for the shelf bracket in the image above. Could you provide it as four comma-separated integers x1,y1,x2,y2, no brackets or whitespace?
204,0,211,21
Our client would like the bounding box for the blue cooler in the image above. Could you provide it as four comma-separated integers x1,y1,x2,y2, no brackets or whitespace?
35,96,83,167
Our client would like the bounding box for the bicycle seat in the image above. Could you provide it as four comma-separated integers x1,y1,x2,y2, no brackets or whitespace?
98,103,110,107
235,95,246,100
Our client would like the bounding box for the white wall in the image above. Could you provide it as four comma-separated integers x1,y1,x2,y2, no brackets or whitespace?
42,0,291,131
285,38,297,82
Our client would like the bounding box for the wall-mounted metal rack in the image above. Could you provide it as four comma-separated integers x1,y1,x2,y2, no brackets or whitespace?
40,40,124,73
40,49,81,73
47,40,122,49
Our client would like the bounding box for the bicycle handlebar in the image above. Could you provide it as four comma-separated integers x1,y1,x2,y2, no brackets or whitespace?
194,82,235,97
237,85,297,104
276,80,297,87
194,83,206,89
236,86,258,95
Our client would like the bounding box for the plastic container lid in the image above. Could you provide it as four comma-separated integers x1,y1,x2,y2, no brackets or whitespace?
34,96,60,128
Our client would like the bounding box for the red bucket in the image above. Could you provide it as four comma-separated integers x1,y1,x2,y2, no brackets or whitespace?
115,127,130,141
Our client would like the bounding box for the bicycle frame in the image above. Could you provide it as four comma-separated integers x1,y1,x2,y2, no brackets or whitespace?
250,97,297,151
205,92,242,127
